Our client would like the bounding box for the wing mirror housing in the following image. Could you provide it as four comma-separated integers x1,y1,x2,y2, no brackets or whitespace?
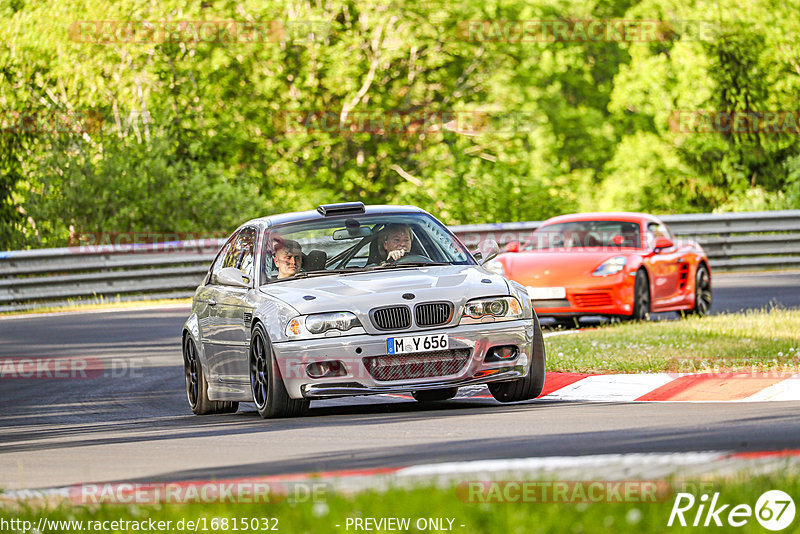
217,267,251,288
653,236,674,251
504,241,520,253
473,239,500,265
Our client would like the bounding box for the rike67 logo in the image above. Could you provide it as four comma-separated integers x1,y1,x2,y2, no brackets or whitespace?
668,490,796,530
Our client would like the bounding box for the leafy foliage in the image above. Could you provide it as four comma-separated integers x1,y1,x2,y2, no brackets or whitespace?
1,0,798,249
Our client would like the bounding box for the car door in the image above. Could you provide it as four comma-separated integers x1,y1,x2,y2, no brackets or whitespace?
204,227,258,385
197,239,232,363
646,222,682,305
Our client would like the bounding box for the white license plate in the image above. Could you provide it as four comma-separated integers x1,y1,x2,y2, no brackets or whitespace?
527,286,566,300
386,334,449,355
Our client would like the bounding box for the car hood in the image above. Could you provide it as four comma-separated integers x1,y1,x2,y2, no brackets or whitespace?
497,250,636,285
259,265,509,315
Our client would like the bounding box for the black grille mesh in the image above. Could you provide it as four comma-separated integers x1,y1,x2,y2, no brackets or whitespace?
415,302,452,327
371,306,411,330
363,349,470,381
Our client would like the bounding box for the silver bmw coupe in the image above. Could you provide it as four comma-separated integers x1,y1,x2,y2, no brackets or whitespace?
182,202,545,418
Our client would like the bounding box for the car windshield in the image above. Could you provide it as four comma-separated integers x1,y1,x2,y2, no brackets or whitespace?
260,213,474,283
523,221,642,250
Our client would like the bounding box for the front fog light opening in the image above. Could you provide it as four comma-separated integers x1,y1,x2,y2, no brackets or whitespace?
306,360,347,379
484,345,519,363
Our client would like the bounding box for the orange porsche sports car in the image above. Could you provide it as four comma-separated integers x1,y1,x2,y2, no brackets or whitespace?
486,212,712,322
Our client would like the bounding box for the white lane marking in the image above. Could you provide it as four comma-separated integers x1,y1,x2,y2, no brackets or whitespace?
544,373,677,402
543,330,584,338
8,451,800,502
742,374,800,401
396,451,726,478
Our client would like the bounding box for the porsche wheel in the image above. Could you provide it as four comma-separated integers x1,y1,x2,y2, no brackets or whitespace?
250,323,308,419
489,314,546,403
412,388,459,402
183,335,238,415
689,264,712,316
631,269,650,321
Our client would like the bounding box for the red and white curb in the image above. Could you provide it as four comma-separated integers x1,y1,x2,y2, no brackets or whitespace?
3,450,799,505
541,372,800,402
429,371,800,403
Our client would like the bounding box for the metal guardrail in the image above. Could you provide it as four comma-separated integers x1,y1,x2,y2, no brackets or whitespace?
1,210,799,312
0,241,221,312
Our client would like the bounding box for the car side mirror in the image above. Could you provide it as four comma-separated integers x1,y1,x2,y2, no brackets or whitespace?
653,236,674,251
217,267,251,288
504,241,520,253
474,239,500,265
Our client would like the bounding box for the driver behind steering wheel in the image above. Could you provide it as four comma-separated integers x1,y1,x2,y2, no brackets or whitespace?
381,223,413,262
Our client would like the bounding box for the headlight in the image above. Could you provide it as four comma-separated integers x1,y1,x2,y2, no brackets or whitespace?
286,312,362,337
461,296,522,323
592,256,627,276
483,259,505,276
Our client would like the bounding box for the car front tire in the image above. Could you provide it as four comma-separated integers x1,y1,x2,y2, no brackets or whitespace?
688,263,712,316
250,323,309,419
183,335,238,415
630,269,651,321
488,314,546,403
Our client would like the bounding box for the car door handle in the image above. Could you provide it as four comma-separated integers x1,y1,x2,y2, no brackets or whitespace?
207,299,217,307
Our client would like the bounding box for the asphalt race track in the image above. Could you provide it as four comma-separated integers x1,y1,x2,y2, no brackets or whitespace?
1,271,799,491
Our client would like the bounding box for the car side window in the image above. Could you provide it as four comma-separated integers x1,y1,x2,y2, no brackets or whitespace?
207,239,233,285
646,222,671,249
221,227,257,282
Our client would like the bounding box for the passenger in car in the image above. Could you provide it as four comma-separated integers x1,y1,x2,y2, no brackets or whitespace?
274,239,303,279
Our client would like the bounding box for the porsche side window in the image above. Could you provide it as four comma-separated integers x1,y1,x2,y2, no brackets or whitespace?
646,223,670,249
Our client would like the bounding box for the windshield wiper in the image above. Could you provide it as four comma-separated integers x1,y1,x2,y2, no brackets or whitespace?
264,269,358,284
366,262,449,270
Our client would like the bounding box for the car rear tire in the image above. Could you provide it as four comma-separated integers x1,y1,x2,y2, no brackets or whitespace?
250,323,309,419
630,269,650,321
488,314,546,403
688,263,712,316
411,388,459,402
183,335,239,415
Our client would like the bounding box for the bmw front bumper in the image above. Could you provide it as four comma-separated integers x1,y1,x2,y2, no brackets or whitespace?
272,320,536,399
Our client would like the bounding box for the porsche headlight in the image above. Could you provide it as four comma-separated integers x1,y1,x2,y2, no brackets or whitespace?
483,259,505,276
592,256,627,276
461,296,522,323
286,312,362,337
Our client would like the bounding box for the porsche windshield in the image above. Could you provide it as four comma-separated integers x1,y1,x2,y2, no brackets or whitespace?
260,213,474,282
523,221,643,250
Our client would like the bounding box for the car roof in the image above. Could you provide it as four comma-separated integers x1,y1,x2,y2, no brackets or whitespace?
539,212,661,226
242,204,428,229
